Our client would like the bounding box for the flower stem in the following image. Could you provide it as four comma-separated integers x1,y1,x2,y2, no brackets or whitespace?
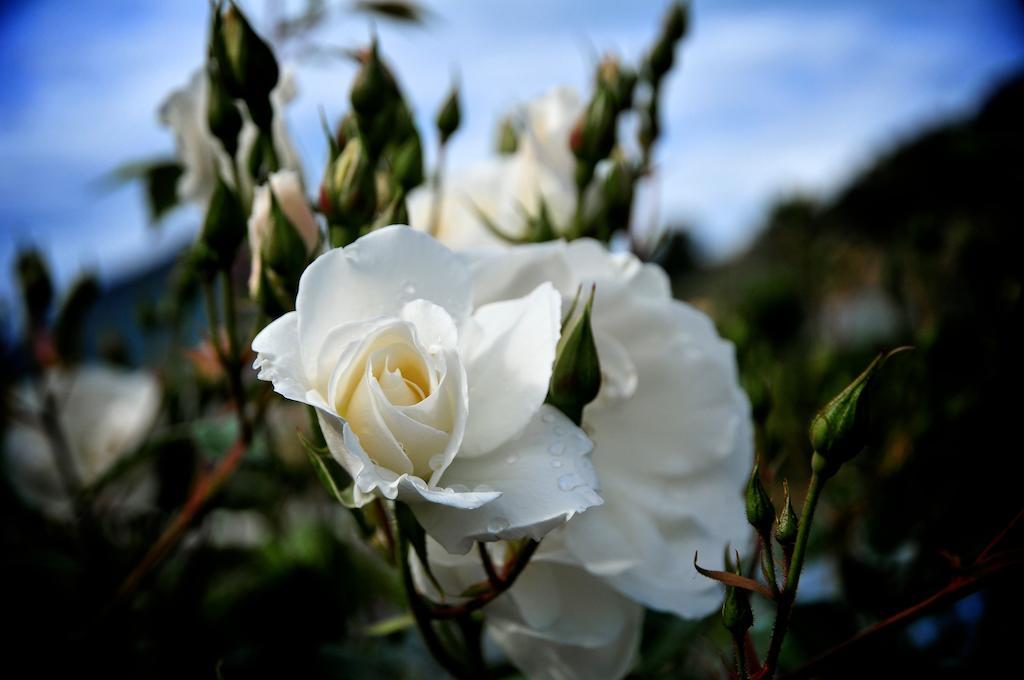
396,520,470,678
762,472,826,677
760,533,781,600
428,141,447,237
734,636,750,680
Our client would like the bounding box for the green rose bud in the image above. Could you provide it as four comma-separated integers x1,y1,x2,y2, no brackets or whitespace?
745,461,776,538
721,560,753,637
15,249,53,330
390,134,425,192
322,136,377,243
571,87,617,165
809,349,908,477
546,286,602,426
436,82,461,146
664,1,690,43
351,38,397,120
496,116,518,155
205,64,243,157
199,176,247,271
774,480,798,546
217,1,279,129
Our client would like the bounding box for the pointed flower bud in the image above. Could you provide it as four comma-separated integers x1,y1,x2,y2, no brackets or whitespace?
664,2,690,43
809,350,906,477
774,480,798,546
205,64,243,157
217,1,279,129
322,136,377,241
721,558,753,637
199,176,247,271
436,82,461,146
745,461,776,538
390,134,424,192
54,274,100,363
496,116,518,155
351,38,397,119
597,55,636,111
571,87,617,165
15,249,53,330
546,286,602,426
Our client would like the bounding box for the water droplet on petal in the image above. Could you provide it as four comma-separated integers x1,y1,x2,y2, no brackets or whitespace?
558,474,582,491
548,442,565,456
541,412,556,424
450,484,470,493
505,454,519,465
554,425,567,435
402,281,416,296
428,454,445,470
487,517,509,533
473,483,495,494
550,459,563,468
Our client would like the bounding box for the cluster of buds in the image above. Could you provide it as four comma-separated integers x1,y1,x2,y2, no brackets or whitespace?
320,38,428,247
639,1,689,165
565,2,689,243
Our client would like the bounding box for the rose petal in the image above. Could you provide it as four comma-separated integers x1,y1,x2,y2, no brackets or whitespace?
459,282,562,455
252,312,319,405
412,405,602,554
295,226,472,382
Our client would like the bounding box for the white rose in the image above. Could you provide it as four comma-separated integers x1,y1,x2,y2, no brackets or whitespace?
3,365,162,520
408,87,583,249
159,68,302,206
418,239,753,679
251,226,603,552
247,169,321,297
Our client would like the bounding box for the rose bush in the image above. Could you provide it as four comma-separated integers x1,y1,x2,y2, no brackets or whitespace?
415,239,753,679
251,225,603,552
3,365,162,520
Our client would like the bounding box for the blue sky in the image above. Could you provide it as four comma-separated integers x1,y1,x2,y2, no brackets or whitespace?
1,0,1021,302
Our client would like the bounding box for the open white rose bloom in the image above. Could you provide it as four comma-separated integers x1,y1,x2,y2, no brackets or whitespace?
251,225,604,553
3,365,161,520
408,87,583,249
412,239,754,679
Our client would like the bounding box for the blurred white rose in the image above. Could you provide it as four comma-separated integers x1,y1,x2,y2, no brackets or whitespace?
247,169,321,298
3,365,162,520
418,239,753,679
159,68,302,206
251,226,602,552
408,87,583,249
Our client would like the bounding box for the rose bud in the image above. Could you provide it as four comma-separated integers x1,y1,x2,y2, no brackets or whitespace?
390,134,425,193
322,136,377,245
199,176,247,273
774,479,798,547
722,563,754,638
745,460,775,538
216,1,279,129
205,63,243,157
436,81,461,146
809,349,908,478
15,249,53,331
248,170,320,311
547,286,602,426
496,115,518,155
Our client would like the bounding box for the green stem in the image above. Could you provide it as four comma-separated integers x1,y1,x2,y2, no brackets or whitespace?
396,521,469,678
763,472,826,677
734,636,749,680
428,142,446,237
760,533,781,600
219,272,250,442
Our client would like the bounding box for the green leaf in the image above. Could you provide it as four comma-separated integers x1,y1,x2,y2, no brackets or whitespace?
363,612,415,637
105,159,184,224
394,501,444,596
298,430,362,509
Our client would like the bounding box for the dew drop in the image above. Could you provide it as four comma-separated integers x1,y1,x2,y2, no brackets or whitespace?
402,281,416,296
553,425,567,435
473,483,495,494
487,517,510,533
558,474,582,491
550,459,563,468
541,412,556,424
548,442,565,456
450,484,470,493
505,454,519,465
428,454,445,470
